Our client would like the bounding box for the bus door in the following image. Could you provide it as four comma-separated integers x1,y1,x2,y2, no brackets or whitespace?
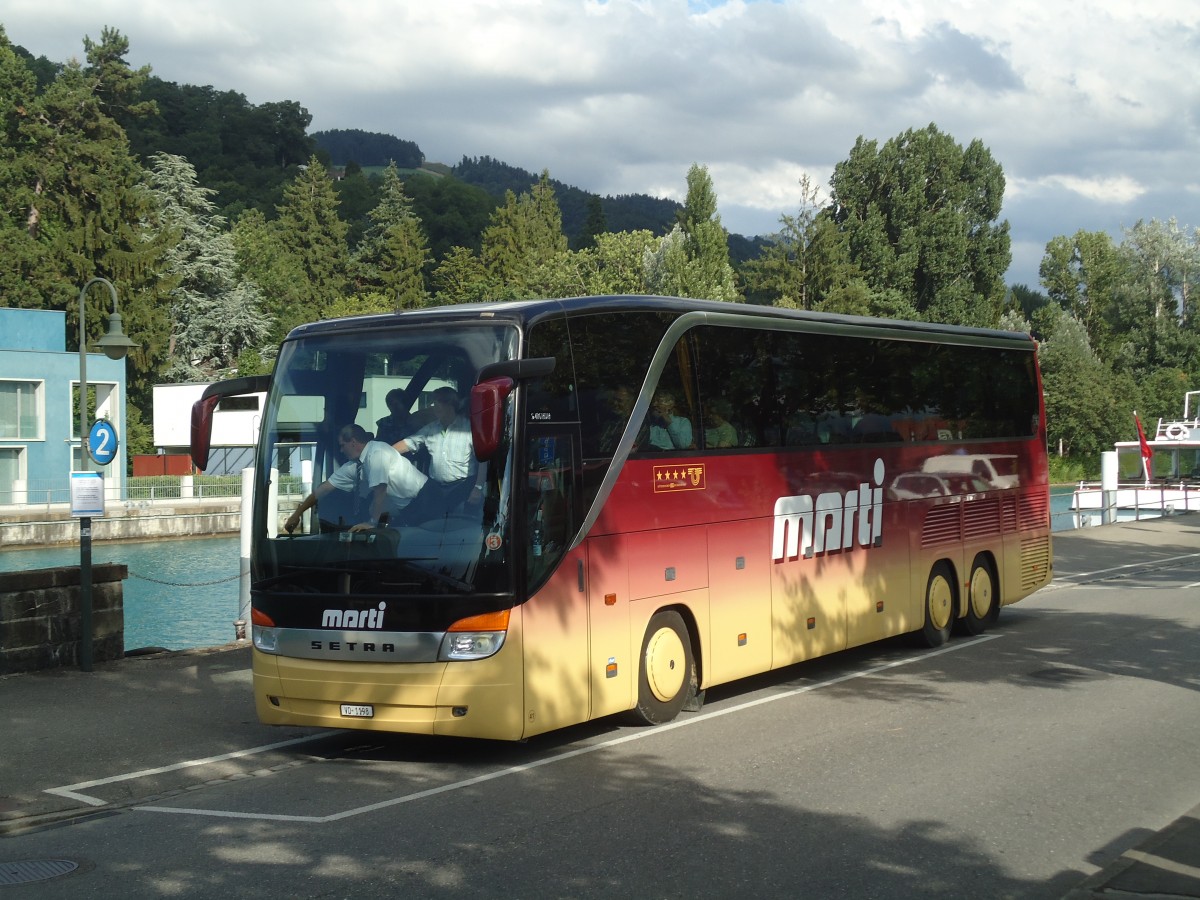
519,430,595,735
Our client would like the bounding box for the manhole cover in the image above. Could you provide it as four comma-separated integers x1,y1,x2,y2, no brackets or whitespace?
0,859,78,886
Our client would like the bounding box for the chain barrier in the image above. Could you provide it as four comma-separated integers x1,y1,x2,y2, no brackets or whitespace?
126,568,249,588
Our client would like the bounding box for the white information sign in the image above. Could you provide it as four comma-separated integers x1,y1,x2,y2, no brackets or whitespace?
70,471,105,518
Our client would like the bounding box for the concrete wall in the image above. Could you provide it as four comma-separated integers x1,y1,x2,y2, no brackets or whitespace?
0,501,241,548
0,563,127,674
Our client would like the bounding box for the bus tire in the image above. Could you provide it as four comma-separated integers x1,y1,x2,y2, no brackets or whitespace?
921,562,955,647
629,611,696,726
962,554,997,635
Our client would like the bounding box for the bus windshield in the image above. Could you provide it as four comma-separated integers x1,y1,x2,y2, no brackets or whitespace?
254,322,519,602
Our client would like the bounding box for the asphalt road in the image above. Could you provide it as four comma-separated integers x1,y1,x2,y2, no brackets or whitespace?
3,518,1199,898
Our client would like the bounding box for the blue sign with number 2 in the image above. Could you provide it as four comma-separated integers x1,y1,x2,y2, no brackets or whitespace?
88,420,119,466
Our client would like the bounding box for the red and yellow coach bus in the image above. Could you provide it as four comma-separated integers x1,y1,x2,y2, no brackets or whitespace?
192,295,1052,740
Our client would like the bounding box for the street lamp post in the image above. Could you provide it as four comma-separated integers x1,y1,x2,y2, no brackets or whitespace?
77,277,137,672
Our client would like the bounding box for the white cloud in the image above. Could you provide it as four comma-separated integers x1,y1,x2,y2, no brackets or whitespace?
1021,175,1147,206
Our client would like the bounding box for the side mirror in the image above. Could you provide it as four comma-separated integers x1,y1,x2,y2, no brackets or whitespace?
190,375,271,472
470,376,515,461
190,394,222,471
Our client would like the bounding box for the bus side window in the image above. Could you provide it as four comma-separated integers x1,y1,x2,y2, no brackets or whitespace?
694,325,766,450
526,433,576,587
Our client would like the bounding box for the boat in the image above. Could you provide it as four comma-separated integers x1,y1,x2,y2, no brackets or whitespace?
1070,391,1200,525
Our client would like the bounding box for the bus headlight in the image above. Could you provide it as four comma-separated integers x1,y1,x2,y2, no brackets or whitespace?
438,609,510,661
253,625,280,654
439,630,506,660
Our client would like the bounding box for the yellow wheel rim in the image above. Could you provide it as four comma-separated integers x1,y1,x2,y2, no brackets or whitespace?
645,626,686,703
970,566,994,620
928,574,953,632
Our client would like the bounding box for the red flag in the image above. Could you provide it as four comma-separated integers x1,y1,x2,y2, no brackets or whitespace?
1134,412,1153,481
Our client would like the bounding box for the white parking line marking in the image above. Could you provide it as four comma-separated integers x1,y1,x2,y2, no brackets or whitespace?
135,635,1001,824
44,733,341,807
1050,551,1200,588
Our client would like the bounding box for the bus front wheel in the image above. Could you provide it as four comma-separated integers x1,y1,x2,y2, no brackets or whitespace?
921,562,955,647
962,554,998,635
629,611,696,726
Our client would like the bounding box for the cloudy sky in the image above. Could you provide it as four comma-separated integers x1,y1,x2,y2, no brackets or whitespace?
5,0,1199,288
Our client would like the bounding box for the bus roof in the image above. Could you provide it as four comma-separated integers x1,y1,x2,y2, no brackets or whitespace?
285,295,1036,349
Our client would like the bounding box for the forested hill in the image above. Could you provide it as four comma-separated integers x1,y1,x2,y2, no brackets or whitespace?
449,155,684,245
311,129,423,169
310,132,687,245
18,41,705,253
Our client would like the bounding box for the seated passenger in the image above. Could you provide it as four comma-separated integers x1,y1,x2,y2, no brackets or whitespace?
392,387,484,518
704,399,738,448
374,388,410,446
648,391,694,450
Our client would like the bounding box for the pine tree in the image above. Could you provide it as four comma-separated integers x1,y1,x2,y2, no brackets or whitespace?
352,163,430,308
270,156,350,332
574,194,607,250
480,171,568,298
645,165,739,302
431,246,494,304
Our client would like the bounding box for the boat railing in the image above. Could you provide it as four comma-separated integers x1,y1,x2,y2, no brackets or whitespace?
1153,418,1200,440
1072,478,1200,525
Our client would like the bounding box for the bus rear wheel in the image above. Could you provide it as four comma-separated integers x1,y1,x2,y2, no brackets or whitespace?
962,555,998,635
921,562,955,647
629,611,696,726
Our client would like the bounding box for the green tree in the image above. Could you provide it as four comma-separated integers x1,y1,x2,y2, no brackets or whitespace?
232,207,303,341
584,230,659,295
352,163,430,308
743,174,856,309
269,156,350,333
334,162,379,248
480,171,568,298
0,28,45,308
1110,219,1200,376
828,123,1010,326
574,194,607,250
144,152,272,378
405,173,496,260
661,164,739,302
1039,230,1122,359
14,28,172,407
431,246,494,304
1037,309,1124,457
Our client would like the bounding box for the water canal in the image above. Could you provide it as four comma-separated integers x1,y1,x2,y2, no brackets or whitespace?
1,534,241,652
1,487,1083,653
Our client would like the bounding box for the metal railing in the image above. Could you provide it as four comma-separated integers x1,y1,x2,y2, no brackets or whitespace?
0,475,256,510
1070,479,1200,527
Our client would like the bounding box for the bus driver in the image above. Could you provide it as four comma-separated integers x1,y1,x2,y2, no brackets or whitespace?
284,424,427,532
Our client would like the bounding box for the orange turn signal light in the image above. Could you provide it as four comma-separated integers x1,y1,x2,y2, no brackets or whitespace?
251,608,276,627
448,608,511,632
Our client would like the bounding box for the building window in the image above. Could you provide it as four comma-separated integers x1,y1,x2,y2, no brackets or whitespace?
0,380,43,440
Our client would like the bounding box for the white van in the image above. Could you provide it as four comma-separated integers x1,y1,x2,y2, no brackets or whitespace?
920,453,1020,489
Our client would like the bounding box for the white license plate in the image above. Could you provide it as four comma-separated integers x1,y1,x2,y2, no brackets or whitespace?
340,704,374,718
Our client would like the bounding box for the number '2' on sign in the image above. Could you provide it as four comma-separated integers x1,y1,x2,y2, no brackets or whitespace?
88,420,119,466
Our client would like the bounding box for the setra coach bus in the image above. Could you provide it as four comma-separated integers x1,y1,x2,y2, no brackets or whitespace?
191,295,1052,740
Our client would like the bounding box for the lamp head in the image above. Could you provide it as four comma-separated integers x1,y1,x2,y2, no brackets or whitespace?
97,311,137,361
